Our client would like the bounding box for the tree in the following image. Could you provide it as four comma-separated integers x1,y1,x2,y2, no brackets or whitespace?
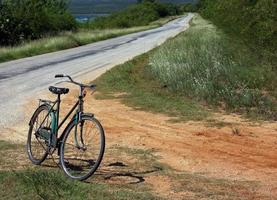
0,0,76,46
137,0,156,3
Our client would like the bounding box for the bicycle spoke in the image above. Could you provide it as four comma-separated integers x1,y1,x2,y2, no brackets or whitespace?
27,106,52,165
61,117,104,180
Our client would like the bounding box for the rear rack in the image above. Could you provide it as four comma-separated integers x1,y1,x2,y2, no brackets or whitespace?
39,99,55,106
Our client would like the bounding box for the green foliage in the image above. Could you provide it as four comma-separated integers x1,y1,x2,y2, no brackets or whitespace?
95,53,209,121
149,15,276,120
0,169,159,199
181,3,199,12
199,0,277,66
0,0,77,46
0,23,166,63
84,1,181,29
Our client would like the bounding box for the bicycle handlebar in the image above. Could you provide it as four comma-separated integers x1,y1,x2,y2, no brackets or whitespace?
55,74,64,78
55,74,96,89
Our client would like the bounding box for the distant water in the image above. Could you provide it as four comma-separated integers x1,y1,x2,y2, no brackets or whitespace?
74,13,109,22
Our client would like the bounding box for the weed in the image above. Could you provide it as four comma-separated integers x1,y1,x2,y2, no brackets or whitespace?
149,15,276,120
95,53,209,121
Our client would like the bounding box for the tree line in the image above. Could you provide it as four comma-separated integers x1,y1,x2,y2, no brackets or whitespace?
0,0,77,46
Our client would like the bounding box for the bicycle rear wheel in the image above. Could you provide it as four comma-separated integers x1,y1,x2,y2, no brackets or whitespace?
60,116,105,181
27,105,52,165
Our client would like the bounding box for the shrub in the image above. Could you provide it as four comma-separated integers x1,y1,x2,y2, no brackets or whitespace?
149,16,276,119
181,3,199,12
0,0,77,46
199,0,277,66
85,1,181,29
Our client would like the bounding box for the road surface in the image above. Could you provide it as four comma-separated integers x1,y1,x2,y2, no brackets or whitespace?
0,14,193,128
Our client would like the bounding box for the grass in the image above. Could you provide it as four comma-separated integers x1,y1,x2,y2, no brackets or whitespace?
171,173,262,199
0,26,154,64
0,140,25,168
95,14,276,121
0,140,267,199
95,52,209,121
148,14,276,120
0,169,160,200
0,140,22,150
0,140,161,200
200,0,277,64
0,15,181,64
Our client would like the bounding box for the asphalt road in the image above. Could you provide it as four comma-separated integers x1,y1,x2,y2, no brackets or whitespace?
0,14,193,128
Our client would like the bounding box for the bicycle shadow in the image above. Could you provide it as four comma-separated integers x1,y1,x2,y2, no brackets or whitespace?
93,161,163,184
41,159,162,185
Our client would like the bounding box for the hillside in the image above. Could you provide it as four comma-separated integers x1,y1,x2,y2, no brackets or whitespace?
69,0,137,15
69,0,195,15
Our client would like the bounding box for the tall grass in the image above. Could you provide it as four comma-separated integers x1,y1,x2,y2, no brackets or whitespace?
199,0,277,66
95,52,209,121
0,26,157,63
149,15,276,120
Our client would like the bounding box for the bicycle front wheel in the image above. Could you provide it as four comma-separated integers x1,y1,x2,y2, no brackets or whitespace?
60,116,105,181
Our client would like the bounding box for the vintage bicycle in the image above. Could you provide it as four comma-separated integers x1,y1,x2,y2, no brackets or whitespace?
26,74,105,181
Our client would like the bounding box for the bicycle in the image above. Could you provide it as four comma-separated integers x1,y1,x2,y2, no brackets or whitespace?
26,74,105,181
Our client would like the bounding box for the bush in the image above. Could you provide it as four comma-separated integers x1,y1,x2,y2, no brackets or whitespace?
0,0,77,46
182,3,199,12
149,16,276,120
84,1,181,29
199,0,277,66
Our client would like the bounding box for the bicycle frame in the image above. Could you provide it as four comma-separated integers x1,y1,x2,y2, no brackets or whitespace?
37,89,86,149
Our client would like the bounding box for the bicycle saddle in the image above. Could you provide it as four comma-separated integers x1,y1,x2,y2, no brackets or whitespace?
49,86,69,95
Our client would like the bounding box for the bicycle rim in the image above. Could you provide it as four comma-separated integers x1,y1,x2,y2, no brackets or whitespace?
27,105,51,164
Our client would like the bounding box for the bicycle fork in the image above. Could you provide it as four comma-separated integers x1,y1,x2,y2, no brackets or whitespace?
74,113,87,151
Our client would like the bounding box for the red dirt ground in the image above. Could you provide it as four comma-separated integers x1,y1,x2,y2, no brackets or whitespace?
1,90,277,198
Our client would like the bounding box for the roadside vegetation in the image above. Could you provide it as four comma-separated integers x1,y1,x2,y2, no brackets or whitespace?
95,52,209,121
84,1,181,29
0,0,77,46
0,169,159,199
0,0,182,63
96,15,276,120
0,26,157,63
200,0,276,66
150,15,276,120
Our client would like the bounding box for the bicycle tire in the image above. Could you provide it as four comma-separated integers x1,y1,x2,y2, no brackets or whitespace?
26,104,51,165
59,115,105,181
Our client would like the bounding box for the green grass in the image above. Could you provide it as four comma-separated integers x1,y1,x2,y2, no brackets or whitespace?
95,14,276,121
0,140,25,168
0,140,161,200
148,15,276,120
95,52,209,121
200,0,277,64
0,25,159,64
0,169,160,200
0,141,269,199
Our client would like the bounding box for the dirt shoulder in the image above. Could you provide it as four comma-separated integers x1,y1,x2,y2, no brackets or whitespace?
91,94,277,196
1,90,277,199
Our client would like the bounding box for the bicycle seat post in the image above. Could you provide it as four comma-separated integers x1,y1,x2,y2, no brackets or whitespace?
56,94,61,129
78,86,84,120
